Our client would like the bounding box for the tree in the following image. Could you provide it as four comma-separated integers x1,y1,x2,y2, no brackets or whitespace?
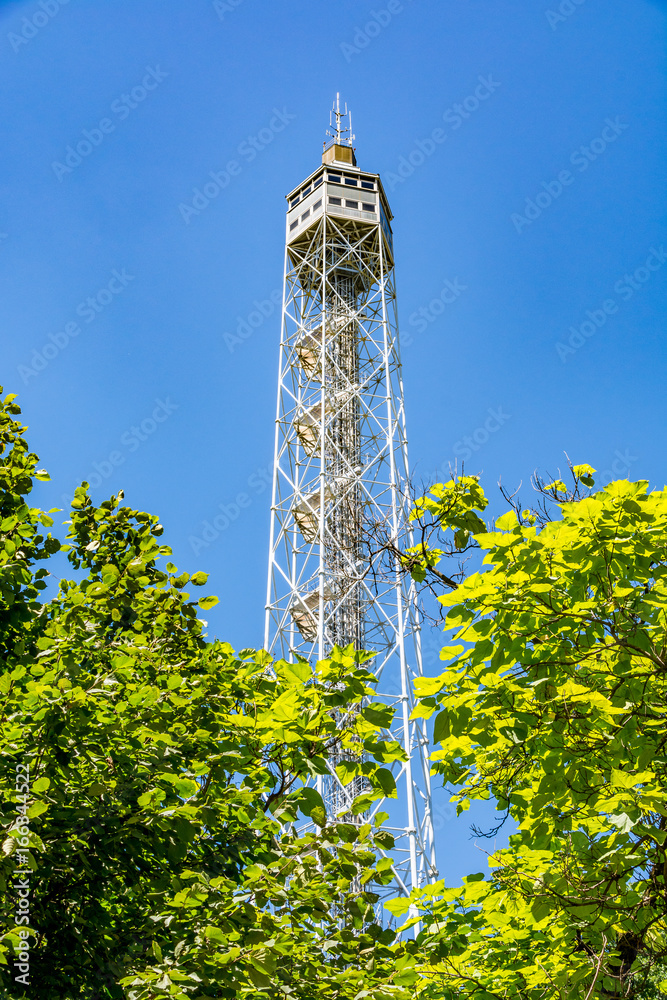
390,468,667,998
0,389,411,999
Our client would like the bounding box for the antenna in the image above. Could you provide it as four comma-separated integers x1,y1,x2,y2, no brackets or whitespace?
326,92,355,147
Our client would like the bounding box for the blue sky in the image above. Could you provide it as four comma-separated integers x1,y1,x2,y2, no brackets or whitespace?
1,0,665,883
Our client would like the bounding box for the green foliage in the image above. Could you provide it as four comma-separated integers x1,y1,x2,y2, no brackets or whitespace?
0,390,410,999
404,477,488,581
404,474,667,998
0,391,58,663
631,962,667,1000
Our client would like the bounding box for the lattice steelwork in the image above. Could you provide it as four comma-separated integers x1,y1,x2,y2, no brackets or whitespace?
264,99,437,901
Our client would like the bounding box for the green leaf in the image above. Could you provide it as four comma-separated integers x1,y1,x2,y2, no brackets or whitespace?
350,792,375,815
384,896,411,917
530,900,551,924
204,926,226,945
298,787,325,818
572,463,596,479
361,704,394,728
414,674,447,697
310,806,327,827
26,801,48,818
371,767,396,797
432,710,449,744
336,760,360,785
276,659,311,684
272,688,300,722
174,778,199,799
609,812,636,833
198,595,219,610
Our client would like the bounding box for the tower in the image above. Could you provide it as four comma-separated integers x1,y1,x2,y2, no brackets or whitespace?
264,97,436,901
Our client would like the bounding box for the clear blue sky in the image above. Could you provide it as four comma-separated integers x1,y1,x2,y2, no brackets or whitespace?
1,0,665,884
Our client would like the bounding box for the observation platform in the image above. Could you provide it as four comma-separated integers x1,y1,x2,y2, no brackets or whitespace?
285,142,394,264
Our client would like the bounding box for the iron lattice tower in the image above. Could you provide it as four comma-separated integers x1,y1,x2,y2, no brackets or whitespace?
264,97,437,901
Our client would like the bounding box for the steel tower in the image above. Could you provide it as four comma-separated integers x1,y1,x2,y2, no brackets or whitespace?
264,97,436,900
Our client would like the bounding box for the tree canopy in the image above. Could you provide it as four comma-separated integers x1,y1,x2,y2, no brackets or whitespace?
393,471,667,999
3,384,667,1000
0,389,412,999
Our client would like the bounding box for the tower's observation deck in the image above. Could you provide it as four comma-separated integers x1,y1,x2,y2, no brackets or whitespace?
265,99,436,904
285,144,394,264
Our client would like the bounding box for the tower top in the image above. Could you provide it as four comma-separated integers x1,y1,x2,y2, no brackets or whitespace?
322,93,357,167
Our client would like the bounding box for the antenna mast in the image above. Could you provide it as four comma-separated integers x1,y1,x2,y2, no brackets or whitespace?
326,92,355,147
